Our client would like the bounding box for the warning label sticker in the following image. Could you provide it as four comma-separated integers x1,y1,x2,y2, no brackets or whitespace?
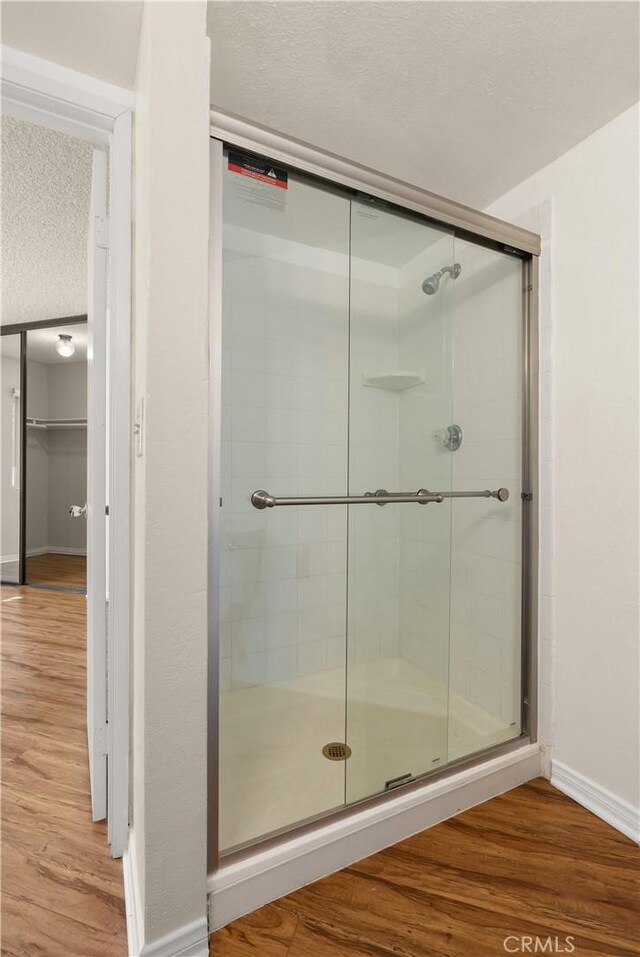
228,151,288,189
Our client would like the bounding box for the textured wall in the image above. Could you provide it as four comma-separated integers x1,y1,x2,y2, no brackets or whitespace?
130,1,210,949
488,103,640,811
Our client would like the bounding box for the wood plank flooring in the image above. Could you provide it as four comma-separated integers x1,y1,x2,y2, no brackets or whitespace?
25,552,87,590
211,778,640,957
2,580,638,956
1,583,127,957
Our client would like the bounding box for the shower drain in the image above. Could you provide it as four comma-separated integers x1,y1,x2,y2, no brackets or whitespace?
322,742,352,761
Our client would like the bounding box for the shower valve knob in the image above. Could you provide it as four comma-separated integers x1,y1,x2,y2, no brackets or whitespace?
432,424,463,452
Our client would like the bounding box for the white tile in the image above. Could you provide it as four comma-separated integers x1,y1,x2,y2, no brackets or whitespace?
501,601,520,642
267,409,299,444
298,575,326,610
267,338,299,376
231,582,266,621
299,508,328,544
267,579,298,615
326,602,347,637
297,640,326,676
266,646,296,683
232,652,266,689
231,547,263,584
219,622,231,659
264,545,298,582
266,611,298,649
267,374,298,410
219,658,231,693
472,591,502,638
326,635,346,670
298,606,326,641
232,617,266,657
266,510,298,546
231,370,266,408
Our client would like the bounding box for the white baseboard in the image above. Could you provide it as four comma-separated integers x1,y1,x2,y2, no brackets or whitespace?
123,843,209,957
551,760,640,844
30,545,87,556
1,546,87,564
140,918,209,957
208,742,542,931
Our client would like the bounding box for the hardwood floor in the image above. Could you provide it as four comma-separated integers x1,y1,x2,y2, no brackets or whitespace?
211,778,640,957
1,583,127,956
25,552,87,590
2,581,638,956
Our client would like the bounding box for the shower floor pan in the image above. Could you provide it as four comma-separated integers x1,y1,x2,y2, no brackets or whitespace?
219,656,516,852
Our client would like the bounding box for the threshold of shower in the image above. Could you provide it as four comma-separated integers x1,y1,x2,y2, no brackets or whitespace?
208,738,542,931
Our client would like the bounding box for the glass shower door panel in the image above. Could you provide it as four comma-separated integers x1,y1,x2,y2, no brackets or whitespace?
219,155,351,851
345,201,456,804
447,239,524,760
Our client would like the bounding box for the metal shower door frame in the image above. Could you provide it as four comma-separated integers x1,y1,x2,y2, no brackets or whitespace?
207,114,540,876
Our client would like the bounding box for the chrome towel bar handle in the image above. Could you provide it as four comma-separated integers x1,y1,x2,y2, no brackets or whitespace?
250,487,509,510
251,489,444,509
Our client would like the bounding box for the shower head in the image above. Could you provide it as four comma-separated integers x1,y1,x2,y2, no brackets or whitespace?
421,262,462,295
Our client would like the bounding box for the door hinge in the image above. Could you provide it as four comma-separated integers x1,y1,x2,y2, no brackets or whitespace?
95,214,110,250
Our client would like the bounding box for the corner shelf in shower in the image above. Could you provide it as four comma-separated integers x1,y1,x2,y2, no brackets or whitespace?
26,417,87,430
362,371,426,392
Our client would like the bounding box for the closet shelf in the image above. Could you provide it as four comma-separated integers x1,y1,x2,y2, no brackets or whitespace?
26,417,87,430
362,371,426,392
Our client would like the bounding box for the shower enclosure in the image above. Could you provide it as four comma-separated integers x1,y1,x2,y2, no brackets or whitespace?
209,122,538,864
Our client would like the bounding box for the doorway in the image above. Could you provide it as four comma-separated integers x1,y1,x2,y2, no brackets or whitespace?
1,318,89,594
1,114,111,835
25,321,89,593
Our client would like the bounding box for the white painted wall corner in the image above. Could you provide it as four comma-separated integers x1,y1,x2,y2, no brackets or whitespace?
551,760,640,844
124,843,208,957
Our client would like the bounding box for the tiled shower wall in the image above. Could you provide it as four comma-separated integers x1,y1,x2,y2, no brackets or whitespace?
395,237,523,727
220,243,403,691
221,227,523,729
447,242,523,727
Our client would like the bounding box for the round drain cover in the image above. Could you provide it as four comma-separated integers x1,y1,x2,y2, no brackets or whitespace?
322,742,352,761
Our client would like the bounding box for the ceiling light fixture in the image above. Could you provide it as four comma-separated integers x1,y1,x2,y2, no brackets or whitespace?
55,334,75,358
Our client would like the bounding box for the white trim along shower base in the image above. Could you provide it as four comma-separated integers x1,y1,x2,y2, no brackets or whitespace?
208,742,542,929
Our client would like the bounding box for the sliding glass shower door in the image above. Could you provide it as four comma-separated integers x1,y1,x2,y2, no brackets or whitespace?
218,149,524,853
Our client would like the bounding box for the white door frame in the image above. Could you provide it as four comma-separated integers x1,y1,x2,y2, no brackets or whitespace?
87,146,109,822
1,45,132,858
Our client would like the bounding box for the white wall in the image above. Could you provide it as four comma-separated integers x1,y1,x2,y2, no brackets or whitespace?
129,1,210,953
24,359,87,556
488,103,640,818
47,362,87,553
25,359,50,553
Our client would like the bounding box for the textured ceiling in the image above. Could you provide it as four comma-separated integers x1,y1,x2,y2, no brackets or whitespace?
1,0,143,90
1,115,93,327
208,1,640,208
